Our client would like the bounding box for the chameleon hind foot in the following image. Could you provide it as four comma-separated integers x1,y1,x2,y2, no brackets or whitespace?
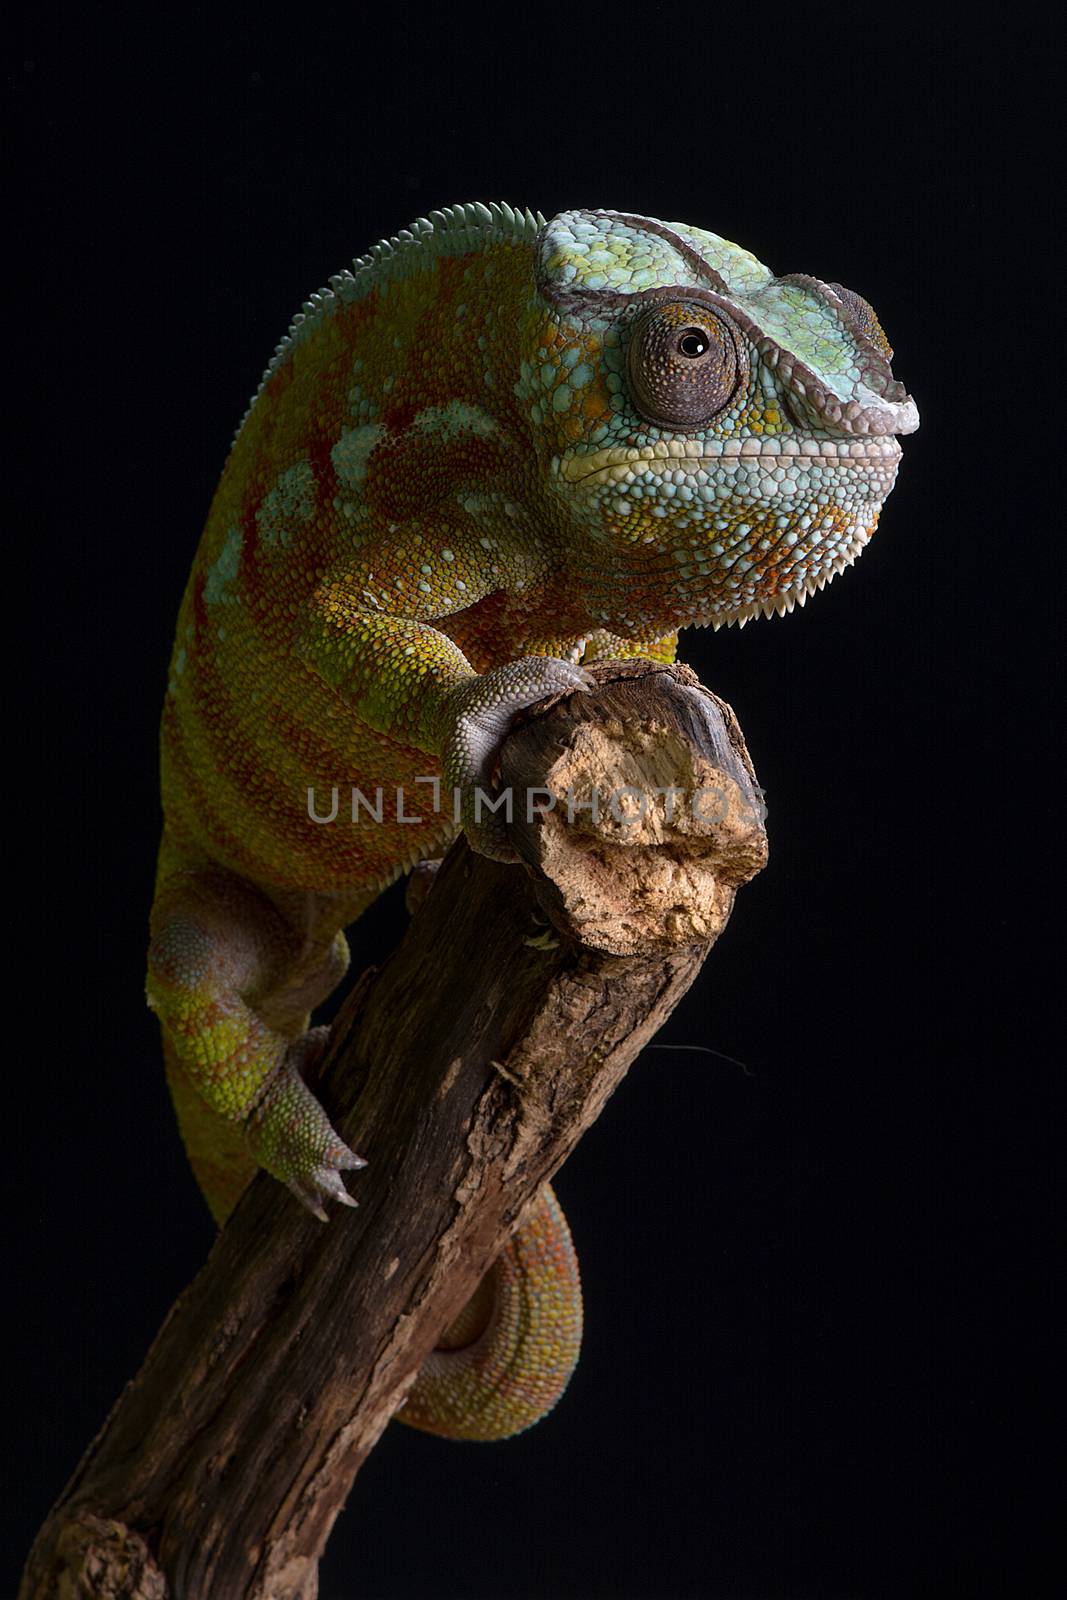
245,1027,366,1221
442,656,592,861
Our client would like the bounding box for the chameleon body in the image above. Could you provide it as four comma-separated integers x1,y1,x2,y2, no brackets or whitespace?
148,204,917,1439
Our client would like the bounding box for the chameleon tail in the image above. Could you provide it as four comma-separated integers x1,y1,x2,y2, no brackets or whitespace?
163,1035,257,1226
397,1183,583,1441
166,1029,583,1440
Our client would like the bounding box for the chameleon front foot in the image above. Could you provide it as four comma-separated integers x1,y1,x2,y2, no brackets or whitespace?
245,1027,366,1221
442,657,592,861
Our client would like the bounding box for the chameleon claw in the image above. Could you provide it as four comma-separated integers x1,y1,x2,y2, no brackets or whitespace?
287,1180,331,1222
332,1145,368,1171
313,1166,361,1206
286,1166,360,1219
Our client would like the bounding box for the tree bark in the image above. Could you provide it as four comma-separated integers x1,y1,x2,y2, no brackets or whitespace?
21,662,767,1600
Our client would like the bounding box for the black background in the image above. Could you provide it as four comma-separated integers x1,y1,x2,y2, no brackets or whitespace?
10,9,1058,1598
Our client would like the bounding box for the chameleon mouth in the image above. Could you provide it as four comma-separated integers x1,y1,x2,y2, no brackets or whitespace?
561,436,902,486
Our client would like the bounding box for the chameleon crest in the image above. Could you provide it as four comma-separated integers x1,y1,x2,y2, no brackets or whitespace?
148,204,916,1440
526,209,917,630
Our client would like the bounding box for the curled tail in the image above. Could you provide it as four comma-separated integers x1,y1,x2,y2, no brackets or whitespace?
398,1183,582,1441
165,1035,583,1440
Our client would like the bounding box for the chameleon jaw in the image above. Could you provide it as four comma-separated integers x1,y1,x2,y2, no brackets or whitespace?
560,436,903,487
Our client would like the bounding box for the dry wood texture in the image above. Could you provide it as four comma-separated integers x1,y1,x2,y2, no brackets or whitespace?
22,662,767,1600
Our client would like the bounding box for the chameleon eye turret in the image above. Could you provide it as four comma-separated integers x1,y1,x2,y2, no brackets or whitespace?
625,300,740,430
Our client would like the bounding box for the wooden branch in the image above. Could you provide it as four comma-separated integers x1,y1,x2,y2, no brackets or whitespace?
22,662,767,1600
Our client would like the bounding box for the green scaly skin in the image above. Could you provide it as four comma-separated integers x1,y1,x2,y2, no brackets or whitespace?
146,204,917,1438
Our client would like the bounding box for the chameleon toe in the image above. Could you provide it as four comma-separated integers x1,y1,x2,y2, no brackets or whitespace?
286,1180,331,1223
442,656,594,858
312,1168,360,1209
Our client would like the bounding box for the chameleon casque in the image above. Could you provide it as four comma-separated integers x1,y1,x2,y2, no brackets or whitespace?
148,203,918,1440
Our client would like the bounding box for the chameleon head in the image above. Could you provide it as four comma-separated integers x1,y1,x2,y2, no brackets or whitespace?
527,209,919,631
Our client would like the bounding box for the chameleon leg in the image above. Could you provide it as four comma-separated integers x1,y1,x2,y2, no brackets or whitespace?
147,859,365,1221
298,555,594,864
397,1184,583,1441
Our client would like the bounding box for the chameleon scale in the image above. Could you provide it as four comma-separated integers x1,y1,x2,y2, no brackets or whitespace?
147,203,916,1437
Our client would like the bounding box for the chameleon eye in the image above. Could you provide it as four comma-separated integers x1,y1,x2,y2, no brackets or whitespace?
627,302,738,430
678,329,709,356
